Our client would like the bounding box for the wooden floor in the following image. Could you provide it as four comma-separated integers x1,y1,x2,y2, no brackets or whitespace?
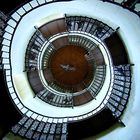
46,45,92,89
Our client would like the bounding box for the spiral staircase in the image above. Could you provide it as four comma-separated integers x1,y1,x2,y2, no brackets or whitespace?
0,0,140,140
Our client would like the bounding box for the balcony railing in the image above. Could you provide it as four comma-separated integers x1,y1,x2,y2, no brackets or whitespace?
66,15,115,41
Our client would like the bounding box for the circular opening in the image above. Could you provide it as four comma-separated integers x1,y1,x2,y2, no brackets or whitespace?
43,45,93,92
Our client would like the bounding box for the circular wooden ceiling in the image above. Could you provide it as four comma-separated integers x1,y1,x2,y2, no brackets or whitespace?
46,45,92,88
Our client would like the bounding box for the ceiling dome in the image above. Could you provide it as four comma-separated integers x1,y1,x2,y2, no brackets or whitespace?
0,0,140,140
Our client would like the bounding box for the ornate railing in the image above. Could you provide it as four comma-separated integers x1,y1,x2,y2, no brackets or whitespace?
66,15,114,41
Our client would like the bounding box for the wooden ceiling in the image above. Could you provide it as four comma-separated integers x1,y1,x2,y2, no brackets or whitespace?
44,45,93,90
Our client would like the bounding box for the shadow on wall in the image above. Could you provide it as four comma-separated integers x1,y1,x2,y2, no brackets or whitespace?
0,71,22,139
67,108,118,140
0,0,27,14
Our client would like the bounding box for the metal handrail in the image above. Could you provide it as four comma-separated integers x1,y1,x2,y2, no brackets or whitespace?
100,0,140,18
